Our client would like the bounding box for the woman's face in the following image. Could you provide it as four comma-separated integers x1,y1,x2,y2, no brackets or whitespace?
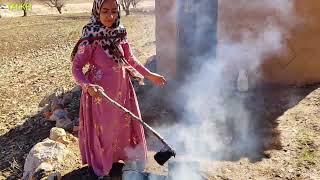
99,0,119,28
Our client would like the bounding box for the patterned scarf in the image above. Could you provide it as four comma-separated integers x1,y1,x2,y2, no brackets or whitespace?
71,0,144,84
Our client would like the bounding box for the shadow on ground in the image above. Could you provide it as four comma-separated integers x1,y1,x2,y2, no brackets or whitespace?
0,113,54,179
139,85,319,162
139,66,319,162
0,87,80,179
63,163,124,180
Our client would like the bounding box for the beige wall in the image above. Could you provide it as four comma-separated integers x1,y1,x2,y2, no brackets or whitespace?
155,0,177,80
156,0,320,86
218,0,320,86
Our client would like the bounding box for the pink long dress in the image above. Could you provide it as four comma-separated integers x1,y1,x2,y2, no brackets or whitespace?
72,42,150,176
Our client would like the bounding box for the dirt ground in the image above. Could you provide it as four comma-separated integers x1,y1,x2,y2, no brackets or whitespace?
0,5,156,179
0,1,320,180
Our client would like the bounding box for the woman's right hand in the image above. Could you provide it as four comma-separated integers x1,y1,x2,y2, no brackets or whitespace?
85,84,104,98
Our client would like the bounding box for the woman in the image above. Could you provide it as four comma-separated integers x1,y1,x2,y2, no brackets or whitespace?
71,0,166,178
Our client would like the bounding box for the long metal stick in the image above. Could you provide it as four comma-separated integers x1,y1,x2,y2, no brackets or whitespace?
99,91,175,152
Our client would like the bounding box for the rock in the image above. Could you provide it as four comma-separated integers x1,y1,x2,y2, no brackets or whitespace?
49,127,67,142
55,118,73,131
38,95,52,107
22,139,67,180
39,95,59,108
62,93,73,105
22,128,77,180
32,162,59,180
49,127,75,145
50,97,64,111
49,108,74,131
39,87,68,108
71,85,81,93
54,87,65,96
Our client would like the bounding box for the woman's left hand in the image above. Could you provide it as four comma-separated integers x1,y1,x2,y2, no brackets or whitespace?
147,73,166,86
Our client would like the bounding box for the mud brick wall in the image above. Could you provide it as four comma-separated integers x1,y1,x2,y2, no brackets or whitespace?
156,0,320,86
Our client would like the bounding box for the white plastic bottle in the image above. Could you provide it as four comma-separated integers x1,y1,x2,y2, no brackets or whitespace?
237,69,249,92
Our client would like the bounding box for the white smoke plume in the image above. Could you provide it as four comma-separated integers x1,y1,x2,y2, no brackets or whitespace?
151,0,297,179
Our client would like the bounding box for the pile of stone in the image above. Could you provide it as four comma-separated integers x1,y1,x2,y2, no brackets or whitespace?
22,127,78,180
21,86,83,179
41,86,82,133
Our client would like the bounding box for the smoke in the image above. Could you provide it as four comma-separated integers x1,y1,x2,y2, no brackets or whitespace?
218,0,298,81
152,0,297,179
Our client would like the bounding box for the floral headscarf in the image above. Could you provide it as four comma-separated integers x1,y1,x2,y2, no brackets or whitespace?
71,0,144,84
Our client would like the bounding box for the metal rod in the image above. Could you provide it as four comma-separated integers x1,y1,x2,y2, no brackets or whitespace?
99,91,175,152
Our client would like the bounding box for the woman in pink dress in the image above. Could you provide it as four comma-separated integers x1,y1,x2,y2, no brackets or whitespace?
71,0,166,178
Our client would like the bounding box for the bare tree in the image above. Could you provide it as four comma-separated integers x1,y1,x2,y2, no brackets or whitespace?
120,0,143,15
42,0,67,14
120,0,131,16
131,0,142,8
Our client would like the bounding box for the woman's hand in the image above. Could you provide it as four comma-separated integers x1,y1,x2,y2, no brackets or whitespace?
85,84,104,98
146,72,166,86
